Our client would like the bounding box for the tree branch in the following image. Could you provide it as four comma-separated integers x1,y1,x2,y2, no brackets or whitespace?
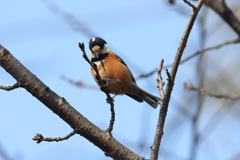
185,83,240,100
0,82,22,91
183,0,196,10
156,59,165,106
150,1,204,159
0,45,144,160
32,131,76,143
61,76,99,90
135,38,240,79
204,0,240,36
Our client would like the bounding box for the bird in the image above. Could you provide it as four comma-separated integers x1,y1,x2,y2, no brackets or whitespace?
89,37,161,108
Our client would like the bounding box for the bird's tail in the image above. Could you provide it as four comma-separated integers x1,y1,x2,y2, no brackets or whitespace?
128,85,161,109
138,88,161,109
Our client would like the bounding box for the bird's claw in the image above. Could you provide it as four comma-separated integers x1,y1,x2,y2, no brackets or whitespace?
100,78,119,87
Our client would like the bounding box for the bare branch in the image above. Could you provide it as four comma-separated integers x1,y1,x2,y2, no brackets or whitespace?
156,59,165,106
135,68,157,79
135,38,240,79
174,38,240,66
183,0,196,10
205,0,240,36
61,76,99,90
32,131,76,143
106,104,115,134
0,82,22,91
0,45,143,160
150,1,204,159
185,83,240,100
79,43,105,86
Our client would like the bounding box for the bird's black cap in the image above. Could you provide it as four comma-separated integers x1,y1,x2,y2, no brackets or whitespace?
89,37,107,51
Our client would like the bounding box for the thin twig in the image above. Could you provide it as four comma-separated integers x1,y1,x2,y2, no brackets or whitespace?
103,88,115,134
106,104,115,134
183,0,196,10
165,69,171,81
79,42,115,134
174,38,240,67
79,43,103,85
135,38,240,79
185,83,240,100
135,68,157,79
61,76,99,90
0,82,22,91
150,1,204,160
32,131,76,143
204,0,240,36
156,59,165,106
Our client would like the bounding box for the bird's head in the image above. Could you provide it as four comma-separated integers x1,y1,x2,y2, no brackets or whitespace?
89,37,110,58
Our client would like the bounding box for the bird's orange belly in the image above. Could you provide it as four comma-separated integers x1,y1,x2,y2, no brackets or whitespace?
91,65,132,95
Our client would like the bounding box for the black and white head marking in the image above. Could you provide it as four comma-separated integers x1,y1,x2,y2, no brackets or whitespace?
89,37,110,62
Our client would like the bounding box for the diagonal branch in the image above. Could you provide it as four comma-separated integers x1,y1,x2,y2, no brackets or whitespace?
172,38,240,67
204,0,240,36
0,45,143,160
185,83,240,100
183,0,196,10
135,38,240,79
150,1,204,159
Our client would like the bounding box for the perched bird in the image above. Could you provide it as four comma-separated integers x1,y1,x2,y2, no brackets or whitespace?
89,37,160,108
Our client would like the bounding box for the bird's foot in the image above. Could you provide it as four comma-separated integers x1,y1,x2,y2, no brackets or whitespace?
106,97,115,103
101,78,119,86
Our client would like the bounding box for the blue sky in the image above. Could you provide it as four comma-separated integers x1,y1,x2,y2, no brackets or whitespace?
2,1,239,160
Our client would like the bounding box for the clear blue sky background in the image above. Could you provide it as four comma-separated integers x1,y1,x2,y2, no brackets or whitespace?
2,1,238,160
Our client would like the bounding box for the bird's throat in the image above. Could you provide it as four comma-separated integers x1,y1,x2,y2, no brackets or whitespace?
91,52,109,62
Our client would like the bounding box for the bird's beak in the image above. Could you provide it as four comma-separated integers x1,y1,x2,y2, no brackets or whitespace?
95,52,100,58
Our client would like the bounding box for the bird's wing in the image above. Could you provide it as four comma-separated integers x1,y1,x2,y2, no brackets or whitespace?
115,54,136,83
